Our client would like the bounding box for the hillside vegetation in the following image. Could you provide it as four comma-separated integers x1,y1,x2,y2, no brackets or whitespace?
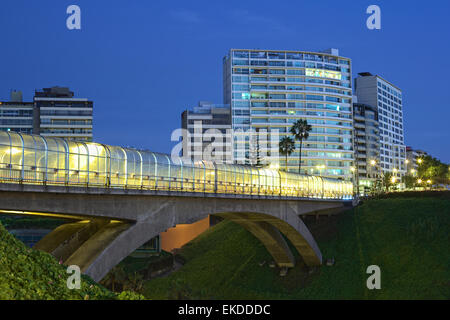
0,221,143,300
143,196,450,299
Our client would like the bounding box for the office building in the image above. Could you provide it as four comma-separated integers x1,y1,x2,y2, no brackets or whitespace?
34,86,93,141
223,48,354,179
181,101,232,162
354,73,406,179
0,91,34,134
353,101,381,192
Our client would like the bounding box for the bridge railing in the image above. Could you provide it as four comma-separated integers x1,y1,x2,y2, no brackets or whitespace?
0,132,353,200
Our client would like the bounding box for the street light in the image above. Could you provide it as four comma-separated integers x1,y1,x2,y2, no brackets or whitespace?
417,158,423,164
350,166,358,196
315,165,326,178
417,179,422,184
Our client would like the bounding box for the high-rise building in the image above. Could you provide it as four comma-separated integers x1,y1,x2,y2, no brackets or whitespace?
0,87,93,142
34,87,93,142
223,48,354,179
352,101,381,192
0,91,34,134
181,101,232,162
354,73,406,179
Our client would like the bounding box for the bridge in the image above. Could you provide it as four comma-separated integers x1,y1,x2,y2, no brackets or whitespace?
0,132,354,281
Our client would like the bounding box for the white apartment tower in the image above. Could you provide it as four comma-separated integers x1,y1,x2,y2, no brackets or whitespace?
354,73,406,178
223,48,354,179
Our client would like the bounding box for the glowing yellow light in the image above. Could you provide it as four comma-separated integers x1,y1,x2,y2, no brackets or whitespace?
393,168,398,173
426,180,432,184
305,68,341,80
417,159,423,164
5,147,21,155
417,179,422,184
405,159,409,164
370,160,376,166
391,177,396,183
269,163,280,170
350,167,355,172
410,169,416,174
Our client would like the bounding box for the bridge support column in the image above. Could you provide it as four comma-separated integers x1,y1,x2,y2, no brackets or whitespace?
215,213,295,268
35,218,110,262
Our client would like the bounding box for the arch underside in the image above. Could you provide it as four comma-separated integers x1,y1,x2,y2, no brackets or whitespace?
34,209,322,282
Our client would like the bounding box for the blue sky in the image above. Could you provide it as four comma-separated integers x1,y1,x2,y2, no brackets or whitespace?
0,0,449,162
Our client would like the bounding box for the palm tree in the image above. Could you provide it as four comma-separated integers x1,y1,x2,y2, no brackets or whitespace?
290,119,312,174
279,137,295,172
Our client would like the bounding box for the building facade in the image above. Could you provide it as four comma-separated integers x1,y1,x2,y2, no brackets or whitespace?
353,102,381,192
406,146,427,176
34,87,93,142
223,48,354,179
0,87,93,142
0,91,34,134
181,101,232,162
354,73,406,179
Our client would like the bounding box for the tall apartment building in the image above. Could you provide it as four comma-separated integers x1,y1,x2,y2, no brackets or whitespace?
0,87,93,142
223,48,354,179
354,73,406,179
0,91,34,134
353,101,381,192
181,101,232,162
34,87,93,142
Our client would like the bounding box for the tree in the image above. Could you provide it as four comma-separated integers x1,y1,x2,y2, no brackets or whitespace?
125,272,144,293
290,119,312,174
279,137,295,172
249,128,266,167
383,172,393,192
417,155,449,185
402,174,416,189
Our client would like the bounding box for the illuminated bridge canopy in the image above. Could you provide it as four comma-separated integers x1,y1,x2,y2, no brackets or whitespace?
0,132,353,200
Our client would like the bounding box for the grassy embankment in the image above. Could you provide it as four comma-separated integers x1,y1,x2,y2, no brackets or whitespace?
143,194,450,299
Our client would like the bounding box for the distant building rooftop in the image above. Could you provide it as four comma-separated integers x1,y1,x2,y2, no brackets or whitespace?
35,86,74,98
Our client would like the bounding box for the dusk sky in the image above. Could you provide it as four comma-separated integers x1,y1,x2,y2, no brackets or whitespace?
1,0,449,162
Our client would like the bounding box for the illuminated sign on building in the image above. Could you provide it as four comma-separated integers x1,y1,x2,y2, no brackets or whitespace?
306,68,342,80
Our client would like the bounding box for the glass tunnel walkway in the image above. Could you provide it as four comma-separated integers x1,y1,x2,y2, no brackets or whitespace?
0,132,353,200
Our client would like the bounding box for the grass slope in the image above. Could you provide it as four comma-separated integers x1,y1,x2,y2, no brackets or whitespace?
143,197,450,299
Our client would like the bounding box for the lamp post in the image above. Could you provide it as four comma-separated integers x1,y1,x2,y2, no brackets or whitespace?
350,166,359,196
316,164,325,176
